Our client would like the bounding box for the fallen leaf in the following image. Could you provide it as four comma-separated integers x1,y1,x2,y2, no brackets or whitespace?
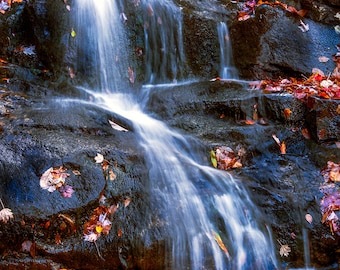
272,134,281,146
123,198,131,208
59,185,75,198
58,214,75,228
71,28,76,38
40,166,69,192
21,240,32,252
318,56,330,63
298,20,309,32
210,150,217,168
128,66,135,84
30,241,36,258
0,208,13,223
253,104,258,120
44,220,51,229
284,108,291,118
108,169,116,181
212,230,231,259
318,129,327,140
305,213,313,224
280,141,286,155
117,229,123,237
320,79,334,88
55,233,62,245
279,244,291,257
108,119,129,132
337,105,340,115
94,153,104,163
244,119,255,125
301,128,311,139
73,170,81,176
335,25,340,35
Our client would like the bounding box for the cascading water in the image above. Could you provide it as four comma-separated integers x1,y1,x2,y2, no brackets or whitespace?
142,0,186,84
74,0,279,269
217,22,239,80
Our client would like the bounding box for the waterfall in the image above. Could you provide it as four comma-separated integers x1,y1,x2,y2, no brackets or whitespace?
74,0,279,269
217,22,239,80
142,0,186,84
74,0,130,92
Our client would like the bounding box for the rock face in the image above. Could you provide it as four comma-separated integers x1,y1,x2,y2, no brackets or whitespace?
0,0,339,269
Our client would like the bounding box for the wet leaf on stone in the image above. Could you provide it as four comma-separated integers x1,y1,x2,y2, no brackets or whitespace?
108,119,129,132
279,244,291,257
94,153,104,164
318,56,330,63
210,150,217,168
71,28,76,38
284,108,291,118
0,208,13,223
212,230,231,259
305,213,313,224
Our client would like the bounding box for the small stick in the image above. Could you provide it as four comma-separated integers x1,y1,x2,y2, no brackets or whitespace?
94,241,105,261
0,198,4,209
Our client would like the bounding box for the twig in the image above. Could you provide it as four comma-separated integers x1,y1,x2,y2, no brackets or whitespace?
94,241,105,261
0,198,5,209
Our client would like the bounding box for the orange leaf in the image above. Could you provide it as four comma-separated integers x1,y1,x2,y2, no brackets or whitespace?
212,230,231,259
44,220,51,229
301,128,310,139
244,119,255,125
284,108,291,118
280,141,286,154
296,9,308,17
117,229,123,237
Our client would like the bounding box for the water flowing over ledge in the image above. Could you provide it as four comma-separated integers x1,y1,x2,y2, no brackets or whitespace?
74,0,279,269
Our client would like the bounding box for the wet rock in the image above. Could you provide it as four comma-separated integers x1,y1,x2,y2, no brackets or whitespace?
230,7,339,79
306,96,340,141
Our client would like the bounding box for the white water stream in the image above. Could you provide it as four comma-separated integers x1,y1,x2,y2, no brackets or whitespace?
217,22,239,80
74,0,279,269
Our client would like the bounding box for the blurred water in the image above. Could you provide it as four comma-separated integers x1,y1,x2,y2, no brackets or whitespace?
217,22,239,80
75,0,279,269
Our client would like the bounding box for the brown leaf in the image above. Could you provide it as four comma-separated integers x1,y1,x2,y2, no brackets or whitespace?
301,128,311,139
55,233,62,245
30,241,36,258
